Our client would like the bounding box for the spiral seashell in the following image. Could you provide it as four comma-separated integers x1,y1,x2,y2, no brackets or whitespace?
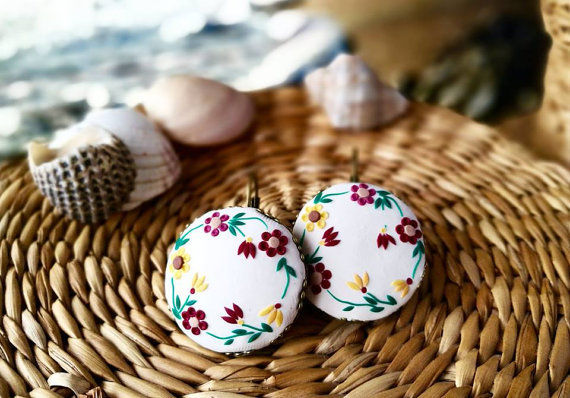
81,107,182,210
142,75,254,146
304,54,409,130
28,125,136,224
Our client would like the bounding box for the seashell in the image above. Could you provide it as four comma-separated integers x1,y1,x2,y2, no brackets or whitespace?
28,125,136,224
142,75,254,146
81,107,182,210
304,54,409,130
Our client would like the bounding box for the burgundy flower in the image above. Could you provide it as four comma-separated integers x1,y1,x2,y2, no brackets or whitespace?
395,217,422,244
377,226,396,249
258,229,288,257
350,183,377,206
204,212,229,237
181,307,208,335
310,263,332,295
238,237,256,259
222,303,244,325
320,227,340,247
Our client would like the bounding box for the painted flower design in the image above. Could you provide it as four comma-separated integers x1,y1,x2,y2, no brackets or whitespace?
169,248,190,279
350,183,377,206
204,212,229,237
319,227,340,247
259,303,283,326
222,303,244,325
347,272,370,293
396,217,422,244
258,229,288,257
181,307,208,335
301,204,328,232
190,273,208,294
238,237,256,258
310,262,332,295
392,278,413,298
377,225,396,249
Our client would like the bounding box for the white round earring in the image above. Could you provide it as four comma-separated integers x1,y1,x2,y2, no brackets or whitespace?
165,175,306,353
293,150,426,321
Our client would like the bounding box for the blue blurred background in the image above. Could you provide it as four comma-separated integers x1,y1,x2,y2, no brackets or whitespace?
0,0,548,158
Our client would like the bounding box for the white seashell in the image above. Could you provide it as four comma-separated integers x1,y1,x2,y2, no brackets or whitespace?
304,54,409,130
304,67,327,105
81,107,182,210
28,125,136,224
142,75,254,146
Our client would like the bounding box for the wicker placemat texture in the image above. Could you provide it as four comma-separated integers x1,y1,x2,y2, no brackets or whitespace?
0,88,569,397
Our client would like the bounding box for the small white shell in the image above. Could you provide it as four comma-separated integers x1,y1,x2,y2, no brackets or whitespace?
143,75,254,146
28,125,136,224
304,54,408,130
82,108,182,210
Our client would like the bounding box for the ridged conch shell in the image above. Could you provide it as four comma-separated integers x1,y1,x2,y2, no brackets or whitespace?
304,54,408,130
28,125,136,224
81,107,182,210
142,75,254,146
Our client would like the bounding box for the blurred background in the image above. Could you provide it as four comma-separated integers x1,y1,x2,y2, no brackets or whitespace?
0,0,553,159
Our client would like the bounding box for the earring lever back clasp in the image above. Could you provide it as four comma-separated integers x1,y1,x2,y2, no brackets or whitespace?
350,148,359,183
247,172,260,208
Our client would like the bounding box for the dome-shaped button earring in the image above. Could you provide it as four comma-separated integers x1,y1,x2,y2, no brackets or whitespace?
165,175,305,353
293,150,426,321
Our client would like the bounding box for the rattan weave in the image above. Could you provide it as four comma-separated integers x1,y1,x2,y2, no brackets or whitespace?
0,88,570,397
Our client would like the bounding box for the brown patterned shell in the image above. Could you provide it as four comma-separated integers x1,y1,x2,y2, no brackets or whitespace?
28,130,136,224
1,88,569,397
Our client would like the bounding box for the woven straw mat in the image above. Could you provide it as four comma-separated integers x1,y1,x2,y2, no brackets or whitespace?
0,88,569,398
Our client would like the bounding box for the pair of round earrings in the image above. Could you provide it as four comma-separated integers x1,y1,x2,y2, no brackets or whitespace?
164,152,426,354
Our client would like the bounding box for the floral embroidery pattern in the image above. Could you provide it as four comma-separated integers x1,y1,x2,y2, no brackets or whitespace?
305,227,341,267
301,204,328,232
170,274,205,319
259,303,284,326
171,209,302,348
299,229,306,246
181,307,208,335
327,273,397,313
351,183,377,206
169,248,190,279
208,303,274,345
309,263,332,295
238,237,256,258
396,217,422,244
259,229,288,257
222,303,245,325
374,190,403,216
204,212,230,236
276,257,297,299
226,212,269,237
190,273,208,294
346,272,369,293
175,223,204,249
306,245,323,266
392,278,414,298
377,226,396,250
297,184,425,317
412,240,425,279
313,190,349,204
320,227,340,247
